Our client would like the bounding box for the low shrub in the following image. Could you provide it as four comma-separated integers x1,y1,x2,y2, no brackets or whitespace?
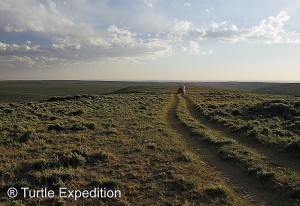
205,185,228,198
48,124,65,131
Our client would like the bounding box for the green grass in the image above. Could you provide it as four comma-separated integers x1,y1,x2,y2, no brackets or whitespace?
1,82,299,205
0,81,132,103
0,88,248,205
176,94,300,200
254,83,300,96
187,87,300,154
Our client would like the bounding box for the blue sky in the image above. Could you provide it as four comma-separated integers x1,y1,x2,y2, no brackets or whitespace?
0,0,299,81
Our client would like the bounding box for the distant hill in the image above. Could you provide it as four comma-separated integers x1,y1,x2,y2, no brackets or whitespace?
0,81,132,103
186,82,300,96
1,81,299,103
191,82,276,91
253,83,300,96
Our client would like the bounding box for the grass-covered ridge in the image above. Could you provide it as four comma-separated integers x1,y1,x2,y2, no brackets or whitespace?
0,81,132,103
254,83,300,96
1,83,299,205
187,87,300,155
0,90,247,205
175,94,300,202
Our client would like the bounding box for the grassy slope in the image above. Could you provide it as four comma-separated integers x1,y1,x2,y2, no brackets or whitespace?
187,87,300,153
1,81,298,103
176,94,300,201
192,82,300,96
254,83,300,96
0,81,132,103
0,88,246,205
0,81,195,103
1,83,299,204
193,82,276,91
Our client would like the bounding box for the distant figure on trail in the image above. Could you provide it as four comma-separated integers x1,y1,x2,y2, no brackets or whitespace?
178,86,186,94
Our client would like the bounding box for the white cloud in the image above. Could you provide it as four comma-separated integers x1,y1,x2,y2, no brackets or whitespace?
245,11,290,43
52,36,81,50
0,0,95,38
180,41,212,55
0,56,36,68
105,26,173,59
198,11,299,44
0,0,187,69
168,20,191,41
108,25,137,46
87,36,110,47
187,41,200,54
0,41,37,52
0,55,70,69
0,24,174,69
143,0,153,8
1,1,298,70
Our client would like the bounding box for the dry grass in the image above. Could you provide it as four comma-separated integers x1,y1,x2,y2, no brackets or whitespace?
0,90,246,205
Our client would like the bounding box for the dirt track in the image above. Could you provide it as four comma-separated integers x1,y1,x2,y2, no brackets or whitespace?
166,94,294,206
183,95,300,173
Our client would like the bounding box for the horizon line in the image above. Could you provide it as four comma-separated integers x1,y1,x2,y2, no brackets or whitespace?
0,80,300,83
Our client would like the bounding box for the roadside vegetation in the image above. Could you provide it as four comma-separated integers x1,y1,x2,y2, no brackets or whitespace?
187,87,300,156
0,88,246,205
175,94,300,203
0,81,131,103
254,83,300,96
1,84,299,205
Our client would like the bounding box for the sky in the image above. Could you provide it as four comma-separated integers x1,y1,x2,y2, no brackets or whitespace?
0,0,299,81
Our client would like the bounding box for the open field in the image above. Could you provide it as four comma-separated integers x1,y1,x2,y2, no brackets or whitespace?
254,83,300,96
0,82,299,205
0,81,132,103
176,94,300,203
187,87,300,155
1,81,299,103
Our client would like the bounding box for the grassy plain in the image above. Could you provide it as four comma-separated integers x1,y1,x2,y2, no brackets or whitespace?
254,83,300,96
0,86,247,205
0,81,131,103
176,94,300,200
0,81,299,205
187,87,300,154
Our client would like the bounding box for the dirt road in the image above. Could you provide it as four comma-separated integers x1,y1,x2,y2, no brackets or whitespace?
183,95,300,172
166,94,295,206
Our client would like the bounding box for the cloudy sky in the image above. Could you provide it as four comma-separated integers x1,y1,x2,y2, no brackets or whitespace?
0,0,299,81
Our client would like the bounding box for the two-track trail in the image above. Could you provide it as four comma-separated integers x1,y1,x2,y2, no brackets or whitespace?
166,94,293,206
183,95,300,173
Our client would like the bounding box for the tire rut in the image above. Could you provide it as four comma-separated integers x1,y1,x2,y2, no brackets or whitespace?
166,94,293,206
183,95,300,173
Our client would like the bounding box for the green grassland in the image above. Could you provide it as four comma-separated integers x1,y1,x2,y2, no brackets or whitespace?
0,82,299,205
187,87,300,153
254,83,300,96
0,81,299,103
190,82,277,91
0,87,247,205
184,82,300,96
176,94,300,199
0,81,132,103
